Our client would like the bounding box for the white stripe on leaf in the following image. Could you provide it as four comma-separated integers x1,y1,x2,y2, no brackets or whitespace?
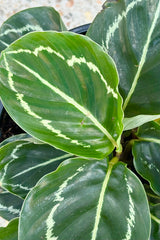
91,157,118,240
122,175,135,240
67,55,118,99
0,39,9,47
123,0,160,110
3,55,90,147
7,46,65,59
3,182,32,191
0,143,28,183
12,58,118,147
103,0,143,50
0,24,43,37
46,165,85,240
11,153,73,179
0,203,20,215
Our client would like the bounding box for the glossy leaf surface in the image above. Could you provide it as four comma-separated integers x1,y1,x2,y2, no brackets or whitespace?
87,0,160,127
0,189,23,220
0,6,67,52
144,185,160,240
0,31,123,159
0,218,18,240
132,122,160,195
0,137,72,198
19,158,150,240
150,204,160,240
0,133,30,148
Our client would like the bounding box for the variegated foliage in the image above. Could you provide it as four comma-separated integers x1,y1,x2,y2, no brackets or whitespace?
19,158,150,240
133,121,160,195
0,31,123,159
0,188,23,221
0,6,67,53
87,0,160,129
0,134,73,198
0,1,160,240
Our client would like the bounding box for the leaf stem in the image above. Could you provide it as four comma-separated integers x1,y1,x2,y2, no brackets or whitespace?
151,213,160,224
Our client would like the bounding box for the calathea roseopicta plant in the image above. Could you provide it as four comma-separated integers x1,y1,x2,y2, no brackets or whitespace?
0,0,160,239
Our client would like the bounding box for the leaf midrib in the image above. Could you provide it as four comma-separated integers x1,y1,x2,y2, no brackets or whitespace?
5,56,118,148
123,0,160,111
91,157,118,240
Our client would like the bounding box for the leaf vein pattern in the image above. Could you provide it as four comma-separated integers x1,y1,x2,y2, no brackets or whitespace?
3,48,117,147
67,55,118,99
3,182,32,191
11,153,73,179
0,39,9,47
0,203,20,215
123,0,160,110
45,165,85,240
3,54,90,148
122,175,135,240
14,59,116,146
0,24,43,37
103,0,143,51
91,157,117,240
0,143,28,183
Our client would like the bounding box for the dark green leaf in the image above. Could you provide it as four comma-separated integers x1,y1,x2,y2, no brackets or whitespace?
0,31,123,159
0,218,18,240
145,184,160,205
132,121,160,195
0,189,22,221
0,133,30,148
19,157,150,240
0,6,67,52
150,204,160,240
0,138,73,198
87,0,160,128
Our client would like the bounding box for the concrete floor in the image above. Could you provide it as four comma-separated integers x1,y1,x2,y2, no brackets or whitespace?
0,0,105,228
0,0,105,29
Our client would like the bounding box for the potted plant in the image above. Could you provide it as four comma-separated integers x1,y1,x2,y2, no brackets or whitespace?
0,1,160,239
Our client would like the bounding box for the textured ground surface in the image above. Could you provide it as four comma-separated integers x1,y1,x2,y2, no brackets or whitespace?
0,0,105,228
0,0,105,29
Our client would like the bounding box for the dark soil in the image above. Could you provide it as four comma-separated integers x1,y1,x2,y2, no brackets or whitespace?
0,109,24,142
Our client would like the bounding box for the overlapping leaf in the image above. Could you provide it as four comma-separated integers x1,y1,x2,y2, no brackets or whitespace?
132,121,160,195
0,136,73,198
0,218,18,240
87,0,160,128
150,204,160,240
0,133,30,148
0,31,123,158
0,188,23,221
0,6,67,52
19,157,150,240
